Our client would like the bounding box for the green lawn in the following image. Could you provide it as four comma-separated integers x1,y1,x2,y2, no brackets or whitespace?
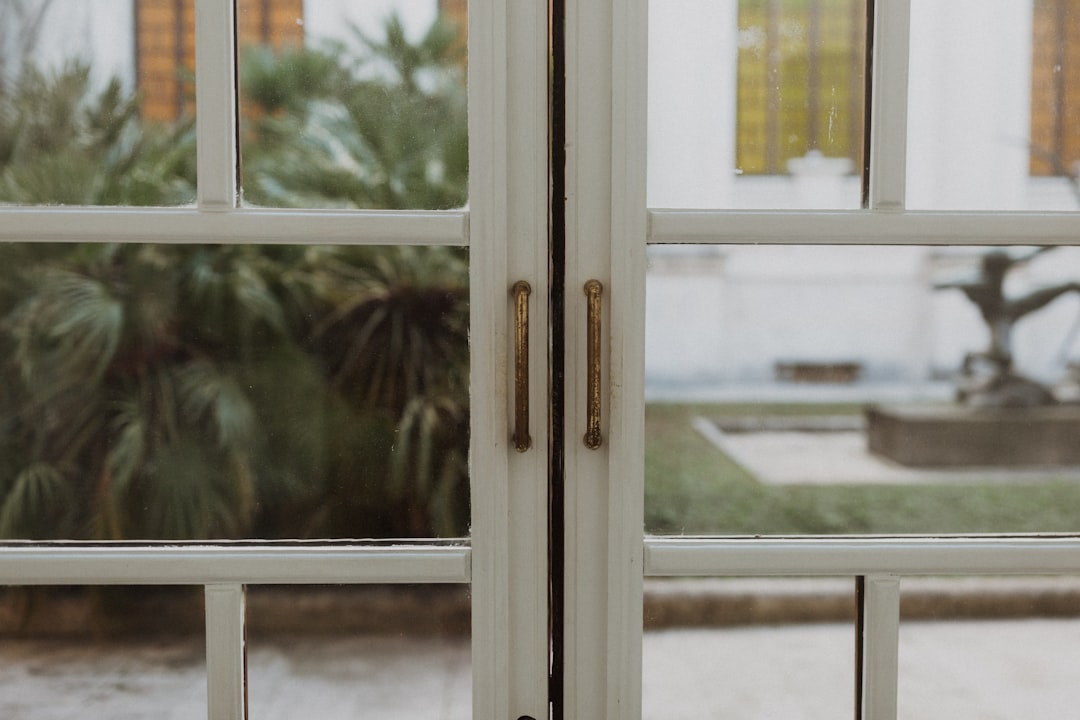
645,403,1080,536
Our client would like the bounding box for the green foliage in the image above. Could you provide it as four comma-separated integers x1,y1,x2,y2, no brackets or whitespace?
644,403,1080,535
240,14,468,210
0,62,196,205
0,16,471,540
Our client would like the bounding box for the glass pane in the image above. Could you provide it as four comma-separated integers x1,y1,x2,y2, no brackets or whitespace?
246,584,470,719
0,243,469,540
643,578,855,720
648,0,866,209
645,244,1080,535
898,577,1080,718
907,0,1080,211
0,586,205,719
237,0,468,210
0,0,197,206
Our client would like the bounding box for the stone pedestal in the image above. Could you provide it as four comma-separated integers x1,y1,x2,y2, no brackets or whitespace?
866,405,1080,468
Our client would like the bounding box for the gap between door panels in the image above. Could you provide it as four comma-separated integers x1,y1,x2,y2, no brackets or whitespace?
549,0,567,717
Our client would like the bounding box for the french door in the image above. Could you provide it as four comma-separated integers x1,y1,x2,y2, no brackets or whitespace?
7,1,1080,719
561,0,1080,719
0,0,550,718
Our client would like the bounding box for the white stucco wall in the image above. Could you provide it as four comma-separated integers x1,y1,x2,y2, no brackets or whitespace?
303,0,437,47
4,0,133,90
906,0,1034,210
648,0,738,209
644,0,1080,391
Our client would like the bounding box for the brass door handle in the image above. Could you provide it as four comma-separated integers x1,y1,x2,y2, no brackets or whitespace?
512,280,532,452
584,280,603,449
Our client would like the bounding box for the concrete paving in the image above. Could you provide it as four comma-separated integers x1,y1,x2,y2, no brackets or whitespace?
693,415,1080,485
2,619,1079,718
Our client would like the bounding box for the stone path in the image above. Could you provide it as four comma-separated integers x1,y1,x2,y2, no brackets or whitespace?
694,416,1080,485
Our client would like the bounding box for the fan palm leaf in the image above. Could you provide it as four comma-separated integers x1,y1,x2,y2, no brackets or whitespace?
0,462,75,539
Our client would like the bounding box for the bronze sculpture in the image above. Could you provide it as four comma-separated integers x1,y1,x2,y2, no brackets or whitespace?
937,248,1080,407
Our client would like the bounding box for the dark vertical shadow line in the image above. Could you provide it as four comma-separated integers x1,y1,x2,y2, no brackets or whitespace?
854,575,866,720
861,0,874,209
549,0,567,716
233,0,243,202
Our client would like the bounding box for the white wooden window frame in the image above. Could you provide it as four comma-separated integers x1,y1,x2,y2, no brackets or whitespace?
565,1,1080,719
0,1,551,719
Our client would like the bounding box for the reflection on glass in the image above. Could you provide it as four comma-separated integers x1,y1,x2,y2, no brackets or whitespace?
0,586,206,719
246,585,471,719
0,0,197,206
907,0,1080,211
237,0,468,210
645,244,1080,535
648,0,866,209
0,244,469,540
643,578,855,720
899,580,1080,718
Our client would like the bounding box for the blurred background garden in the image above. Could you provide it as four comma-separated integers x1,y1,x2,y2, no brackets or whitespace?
0,0,470,541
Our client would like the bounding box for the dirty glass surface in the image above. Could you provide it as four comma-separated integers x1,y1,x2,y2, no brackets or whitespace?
236,0,468,210
648,0,867,210
246,585,471,720
898,578,1080,718
907,0,1080,211
0,0,197,207
0,583,472,719
645,243,1080,536
641,577,856,720
0,243,470,541
0,585,207,719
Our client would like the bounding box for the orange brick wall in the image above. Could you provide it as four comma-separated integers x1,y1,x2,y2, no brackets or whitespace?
136,0,303,123
438,0,467,36
1031,0,1080,175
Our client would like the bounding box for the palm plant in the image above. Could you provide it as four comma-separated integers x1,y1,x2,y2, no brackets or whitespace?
1,245,270,538
240,14,467,210
311,245,470,536
0,61,196,206
0,14,471,541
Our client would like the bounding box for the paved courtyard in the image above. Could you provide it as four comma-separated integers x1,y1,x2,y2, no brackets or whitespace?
2,619,1079,719
694,415,1080,485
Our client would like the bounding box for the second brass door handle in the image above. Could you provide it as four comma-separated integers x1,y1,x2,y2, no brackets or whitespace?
584,279,603,449
512,280,532,452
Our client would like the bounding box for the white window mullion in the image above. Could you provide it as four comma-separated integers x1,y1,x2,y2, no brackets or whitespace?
607,0,648,717
194,0,239,211
647,209,1080,246
205,583,247,720
0,209,467,245
868,0,911,211
468,0,550,716
861,575,900,720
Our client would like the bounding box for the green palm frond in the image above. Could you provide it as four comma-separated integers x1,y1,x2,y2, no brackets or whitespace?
390,391,469,536
176,360,256,450
181,247,287,346
99,401,146,538
140,440,247,540
0,462,74,539
313,246,468,413
8,268,123,390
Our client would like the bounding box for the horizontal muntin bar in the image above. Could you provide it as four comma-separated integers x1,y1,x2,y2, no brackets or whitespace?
645,536,1080,577
649,210,1080,245
0,208,468,246
0,543,470,585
